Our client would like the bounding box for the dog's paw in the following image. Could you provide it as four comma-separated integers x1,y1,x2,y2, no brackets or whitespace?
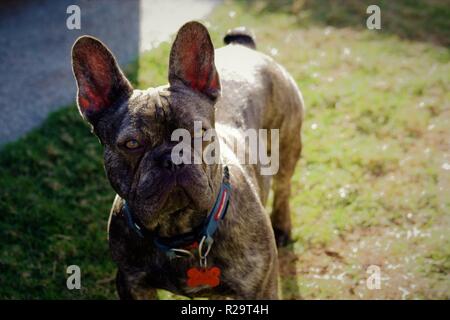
273,227,292,247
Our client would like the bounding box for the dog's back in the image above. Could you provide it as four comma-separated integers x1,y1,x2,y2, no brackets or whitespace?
214,29,303,245
216,29,303,132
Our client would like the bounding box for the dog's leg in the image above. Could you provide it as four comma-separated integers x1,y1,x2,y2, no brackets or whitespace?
258,256,279,299
116,270,158,300
231,245,279,299
271,124,302,247
238,271,279,300
116,269,133,300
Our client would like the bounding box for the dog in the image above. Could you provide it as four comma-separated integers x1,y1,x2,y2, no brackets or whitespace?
71,21,303,299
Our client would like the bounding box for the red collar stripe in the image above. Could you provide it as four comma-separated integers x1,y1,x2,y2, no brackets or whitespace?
214,188,228,221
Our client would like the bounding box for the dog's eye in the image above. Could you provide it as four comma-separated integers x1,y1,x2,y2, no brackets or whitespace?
125,139,140,150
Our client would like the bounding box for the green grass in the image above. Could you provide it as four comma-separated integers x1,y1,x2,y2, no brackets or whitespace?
1,0,449,299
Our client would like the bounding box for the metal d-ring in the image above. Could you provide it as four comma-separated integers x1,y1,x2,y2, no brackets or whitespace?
198,236,214,269
198,236,213,259
171,248,195,259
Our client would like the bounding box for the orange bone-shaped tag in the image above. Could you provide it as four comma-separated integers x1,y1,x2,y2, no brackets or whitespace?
186,267,221,288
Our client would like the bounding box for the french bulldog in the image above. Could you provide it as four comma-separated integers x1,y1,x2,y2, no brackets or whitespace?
71,21,303,299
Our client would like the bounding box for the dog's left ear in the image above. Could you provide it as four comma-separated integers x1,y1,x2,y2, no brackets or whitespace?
169,21,221,101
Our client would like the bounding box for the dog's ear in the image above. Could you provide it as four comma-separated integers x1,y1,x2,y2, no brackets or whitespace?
169,21,221,101
72,36,132,123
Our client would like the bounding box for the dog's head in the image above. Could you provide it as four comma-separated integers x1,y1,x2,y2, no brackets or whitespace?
71,22,222,234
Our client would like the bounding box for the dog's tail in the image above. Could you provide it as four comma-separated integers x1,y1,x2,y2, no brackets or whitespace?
223,27,256,49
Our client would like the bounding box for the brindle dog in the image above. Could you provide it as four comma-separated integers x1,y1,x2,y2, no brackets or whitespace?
71,21,303,299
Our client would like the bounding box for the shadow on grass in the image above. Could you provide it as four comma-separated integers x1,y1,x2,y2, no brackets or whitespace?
0,57,141,298
278,246,301,299
240,0,450,47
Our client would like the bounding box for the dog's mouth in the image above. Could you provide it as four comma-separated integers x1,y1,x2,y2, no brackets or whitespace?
130,167,216,233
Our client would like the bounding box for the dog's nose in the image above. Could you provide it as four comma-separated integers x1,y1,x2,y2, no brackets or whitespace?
159,152,183,172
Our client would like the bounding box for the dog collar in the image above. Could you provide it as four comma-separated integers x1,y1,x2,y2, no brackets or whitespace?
122,166,231,259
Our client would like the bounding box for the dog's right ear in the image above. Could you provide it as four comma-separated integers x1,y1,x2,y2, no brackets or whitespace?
169,21,220,101
72,36,132,123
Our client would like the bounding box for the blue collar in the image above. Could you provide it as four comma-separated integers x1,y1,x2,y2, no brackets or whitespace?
123,166,231,259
